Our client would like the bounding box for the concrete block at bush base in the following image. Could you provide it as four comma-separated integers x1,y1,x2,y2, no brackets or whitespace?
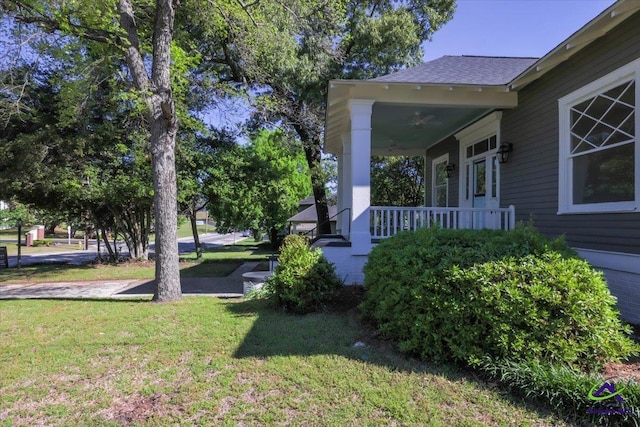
242,271,272,295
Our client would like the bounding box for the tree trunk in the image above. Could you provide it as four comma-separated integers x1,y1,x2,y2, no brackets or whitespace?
118,0,181,301
109,206,150,261
189,209,202,259
45,222,57,236
301,134,331,235
151,120,180,300
101,228,116,261
292,124,331,235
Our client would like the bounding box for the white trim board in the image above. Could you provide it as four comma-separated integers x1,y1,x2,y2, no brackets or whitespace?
576,248,640,275
454,111,502,144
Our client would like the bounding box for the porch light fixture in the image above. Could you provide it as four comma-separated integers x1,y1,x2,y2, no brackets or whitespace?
445,162,456,178
497,142,513,164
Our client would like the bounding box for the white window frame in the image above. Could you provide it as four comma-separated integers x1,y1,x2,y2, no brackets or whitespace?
558,59,640,214
432,154,449,207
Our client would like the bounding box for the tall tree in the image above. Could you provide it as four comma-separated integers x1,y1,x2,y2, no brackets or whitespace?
187,0,455,233
0,64,155,260
2,0,183,301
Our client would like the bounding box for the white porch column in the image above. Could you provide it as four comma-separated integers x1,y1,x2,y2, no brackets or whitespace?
349,99,374,255
341,134,352,239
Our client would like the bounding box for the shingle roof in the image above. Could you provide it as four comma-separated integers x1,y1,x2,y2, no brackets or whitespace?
298,195,316,207
288,205,338,223
372,55,539,86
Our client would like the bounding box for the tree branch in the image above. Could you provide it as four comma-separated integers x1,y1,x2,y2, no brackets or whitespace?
233,0,259,27
3,1,123,46
117,0,151,93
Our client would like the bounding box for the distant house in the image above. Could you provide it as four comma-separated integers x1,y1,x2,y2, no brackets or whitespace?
194,209,212,226
319,0,640,323
288,196,338,235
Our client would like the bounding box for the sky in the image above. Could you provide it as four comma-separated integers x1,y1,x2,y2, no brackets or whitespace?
208,0,618,131
423,0,617,61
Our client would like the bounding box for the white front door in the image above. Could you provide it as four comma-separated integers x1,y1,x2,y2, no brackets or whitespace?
462,136,501,228
472,158,487,208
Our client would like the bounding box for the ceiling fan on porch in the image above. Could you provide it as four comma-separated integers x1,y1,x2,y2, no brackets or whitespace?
387,139,411,152
410,111,442,128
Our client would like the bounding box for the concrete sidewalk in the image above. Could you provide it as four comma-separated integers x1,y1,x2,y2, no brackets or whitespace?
0,262,262,300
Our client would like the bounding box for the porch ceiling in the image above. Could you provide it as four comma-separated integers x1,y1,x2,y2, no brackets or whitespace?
324,80,517,156
370,104,489,156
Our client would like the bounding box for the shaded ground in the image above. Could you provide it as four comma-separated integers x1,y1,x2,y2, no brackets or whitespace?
0,262,261,299
341,286,640,384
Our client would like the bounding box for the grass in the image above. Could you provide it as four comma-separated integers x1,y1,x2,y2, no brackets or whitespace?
0,228,20,238
0,297,567,426
0,234,267,283
0,259,243,283
181,239,276,262
0,243,83,257
176,221,213,239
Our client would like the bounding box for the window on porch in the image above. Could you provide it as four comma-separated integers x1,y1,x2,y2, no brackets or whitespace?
432,154,449,207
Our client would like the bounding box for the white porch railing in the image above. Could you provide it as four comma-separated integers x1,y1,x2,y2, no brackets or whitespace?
370,205,516,238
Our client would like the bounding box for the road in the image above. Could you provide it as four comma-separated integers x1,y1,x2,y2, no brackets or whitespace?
2,232,247,267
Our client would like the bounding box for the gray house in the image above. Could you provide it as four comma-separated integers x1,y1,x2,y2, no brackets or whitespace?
320,0,640,323
288,196,338,235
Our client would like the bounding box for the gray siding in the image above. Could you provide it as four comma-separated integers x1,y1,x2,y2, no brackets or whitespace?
601,269,640,324
425,135,459,207
501,10,640,254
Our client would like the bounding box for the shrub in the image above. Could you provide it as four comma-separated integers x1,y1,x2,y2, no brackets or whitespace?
475,357,640,426
266,234,342,314
361,224,638,370
32,239,53,247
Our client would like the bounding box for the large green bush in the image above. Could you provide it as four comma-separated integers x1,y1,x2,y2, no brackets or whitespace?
266,234,343,314
361,224,638,371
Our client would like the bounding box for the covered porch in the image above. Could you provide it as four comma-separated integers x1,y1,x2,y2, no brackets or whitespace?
320,57,535,283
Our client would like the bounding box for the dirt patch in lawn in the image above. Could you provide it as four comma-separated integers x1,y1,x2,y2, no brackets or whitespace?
105,393,184,425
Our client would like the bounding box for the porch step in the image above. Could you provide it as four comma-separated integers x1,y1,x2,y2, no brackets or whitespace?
310,234,347,244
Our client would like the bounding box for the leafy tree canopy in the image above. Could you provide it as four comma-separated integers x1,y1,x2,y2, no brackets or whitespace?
371,156,424,207
184,0,455,232
205,130,311,244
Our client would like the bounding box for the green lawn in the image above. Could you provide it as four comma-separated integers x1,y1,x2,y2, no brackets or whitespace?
0,235,269,283
0,298,566,426
182,239,276,262
176,221,213,239
0,242,83,257
0,227,20,238
0,260,243,283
